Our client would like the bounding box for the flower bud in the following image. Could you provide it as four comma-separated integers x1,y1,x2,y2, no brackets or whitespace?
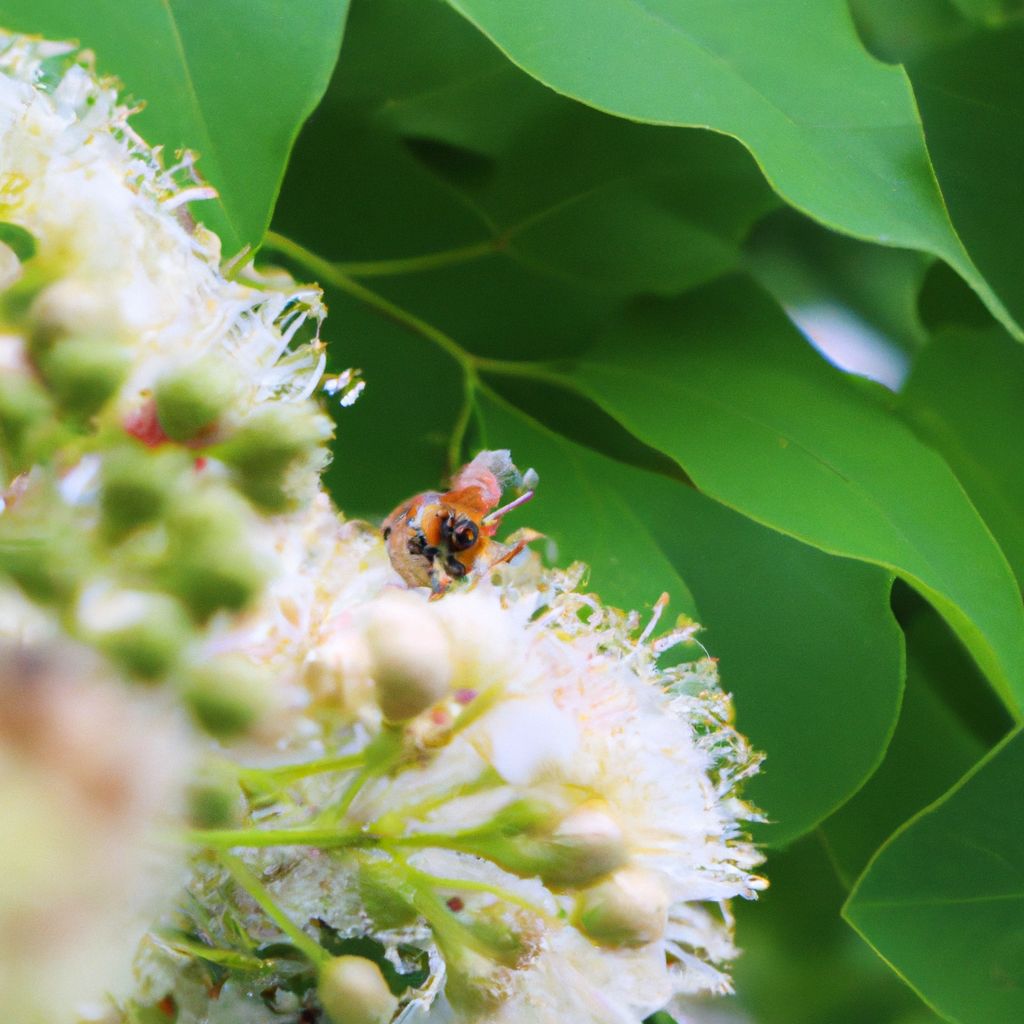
318,956,397,1024
363,595,453,721
26,278,113,348
180,655,272,737
161,489,268,621
39,337,129,418
187,763,241,828
357,859,417,930
542,801,628,887
79,587,193,681
0,373,54,463
218,403,332,476
575,867,670,947
100,444,190,540
154,357,236,442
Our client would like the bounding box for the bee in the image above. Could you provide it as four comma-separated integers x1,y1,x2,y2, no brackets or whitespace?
383,450,537,596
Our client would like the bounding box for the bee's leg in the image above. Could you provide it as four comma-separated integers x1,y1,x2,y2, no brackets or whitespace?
486,538,528,572
428,568,451,600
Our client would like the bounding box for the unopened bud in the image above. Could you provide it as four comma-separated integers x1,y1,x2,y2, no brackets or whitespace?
0,374,54,462
357,859,417,930
576,867,670,947
187,763,241,828
100,444,189,539
80,588,193,682
161,490,268,620
26,278,112,348
39,337,128,418
363,595,453,721
318,956,397,1024
154,357,236,442
218,403,332,476
180,655,271,737
542,801,628,886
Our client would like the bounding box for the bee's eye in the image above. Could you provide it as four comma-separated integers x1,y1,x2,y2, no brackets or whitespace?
443,515,479,552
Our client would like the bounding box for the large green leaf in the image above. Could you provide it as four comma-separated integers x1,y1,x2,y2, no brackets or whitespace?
562,276,1024,715
819,603,999,889
844,728,1024,1024
444,0,1018,337
908,25,1024,334
475,388,903,845
0,0,350,252
900,326,1024,589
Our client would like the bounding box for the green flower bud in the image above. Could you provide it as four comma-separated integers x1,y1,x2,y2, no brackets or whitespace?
357,859,418,930
318,956,398,1024
180,655,272,738
0,374,54,469
161,489,268,621
187,763,241,828
154,357,236,442
575,867,670,948
454,799,626,888
218,403,332,476
81,588,193,681
39,336,129,418
100,444,190,540
363,595,453,722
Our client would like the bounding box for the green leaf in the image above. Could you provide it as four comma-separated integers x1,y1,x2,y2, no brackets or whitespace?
819,603,997,888
444,0,1019,337
563,276,1024,716
473,387,903,845
0,222,37,262
900,326,1024,589
844,728,1024,1024
2,0,350,252
908,25,1024,335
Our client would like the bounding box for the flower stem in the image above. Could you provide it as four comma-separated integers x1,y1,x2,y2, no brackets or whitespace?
330,238,500,278
218,851,328,966
263,231,475,372
186,825,376,850
234,751,366,788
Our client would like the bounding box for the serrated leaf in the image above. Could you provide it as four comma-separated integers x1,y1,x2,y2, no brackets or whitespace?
844,728,1024,1024
1,0,350,252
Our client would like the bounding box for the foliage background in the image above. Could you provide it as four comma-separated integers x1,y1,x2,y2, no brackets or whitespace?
2,0,1022,1021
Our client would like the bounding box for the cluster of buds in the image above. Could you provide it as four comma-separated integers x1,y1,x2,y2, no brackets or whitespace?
0,33,333,735
136,497,765,1024
0,31,766,1024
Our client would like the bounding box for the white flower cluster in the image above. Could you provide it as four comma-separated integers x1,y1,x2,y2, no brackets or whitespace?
0,31,765,1024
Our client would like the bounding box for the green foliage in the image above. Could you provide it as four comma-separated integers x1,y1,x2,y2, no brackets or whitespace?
8,0,1024,1019
0,0,350,251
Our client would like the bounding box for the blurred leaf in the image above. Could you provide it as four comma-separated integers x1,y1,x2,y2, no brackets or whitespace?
909,25,1024,333
475,389,698,620
444,0,1020,337
279,0,776,307
900,326,1024,587
948,0,1024,23
1,0,350,252
564,276,1024,716
848,0,970,63
819,604,999,888
734,837,946,1024
844,728,1024,1024
744,209,930,386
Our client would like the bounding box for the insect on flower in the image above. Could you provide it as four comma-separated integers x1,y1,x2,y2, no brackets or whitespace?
382,449,538,596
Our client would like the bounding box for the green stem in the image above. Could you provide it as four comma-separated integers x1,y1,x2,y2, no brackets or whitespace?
448,373,477,472
263,231,475,372
186,825,375,850
234,752,366,788
218,851,328,966
330,238,500,278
